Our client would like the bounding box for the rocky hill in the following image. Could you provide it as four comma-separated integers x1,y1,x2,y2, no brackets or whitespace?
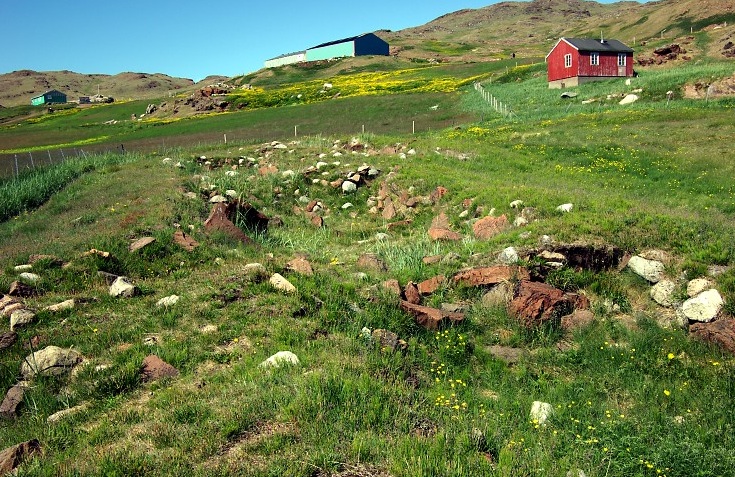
0,70,198,107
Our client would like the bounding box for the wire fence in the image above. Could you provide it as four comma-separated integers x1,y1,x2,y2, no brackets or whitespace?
474,82,516,119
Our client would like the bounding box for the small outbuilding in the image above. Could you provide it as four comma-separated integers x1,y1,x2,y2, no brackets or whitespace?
306,33,389,62
546,37,634,88
31,89,67,106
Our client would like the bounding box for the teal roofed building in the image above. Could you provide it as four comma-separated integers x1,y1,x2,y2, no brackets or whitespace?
31,90,67,106
306,33,389,62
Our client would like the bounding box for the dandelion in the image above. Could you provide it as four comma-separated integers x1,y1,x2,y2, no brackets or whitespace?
664,389,671,396
667,353,675,360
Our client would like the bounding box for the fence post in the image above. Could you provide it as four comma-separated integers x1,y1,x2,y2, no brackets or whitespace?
14,155,19,178
28,152,34,169
48,150,53,164
224,133,227,144
412,120,415,134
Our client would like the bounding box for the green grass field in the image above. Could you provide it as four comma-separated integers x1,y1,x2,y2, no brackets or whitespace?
0,59,734,476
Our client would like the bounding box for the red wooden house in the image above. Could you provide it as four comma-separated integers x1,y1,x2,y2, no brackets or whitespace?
546,37,634,88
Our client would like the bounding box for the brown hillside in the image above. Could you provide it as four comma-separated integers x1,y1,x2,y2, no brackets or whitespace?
0,70,197,107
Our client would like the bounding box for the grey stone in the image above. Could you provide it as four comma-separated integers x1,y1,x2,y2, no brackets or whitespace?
687,278,714,298
156,295,180,307
18,273,40,283
680,289,723,323
0,385,24,418
497,246,519,265
44,299,75,312
530,401,553,426
269,273,296,293
341,181,357,193
259,351,300,368
628,255,665,283
10,309,36,331
109,277,137,298
650,280,677,307
20,346,82,379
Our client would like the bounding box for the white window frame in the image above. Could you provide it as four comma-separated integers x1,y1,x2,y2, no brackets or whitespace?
564,53,572,68
618,53,627,66
590,52,599,66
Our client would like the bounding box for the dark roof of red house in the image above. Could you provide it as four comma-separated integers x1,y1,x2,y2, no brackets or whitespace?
561,38,634,53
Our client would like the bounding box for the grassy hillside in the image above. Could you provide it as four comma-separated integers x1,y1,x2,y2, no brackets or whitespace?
0,52,734,476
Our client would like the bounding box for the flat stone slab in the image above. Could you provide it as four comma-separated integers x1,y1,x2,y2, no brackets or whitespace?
400,300,465,330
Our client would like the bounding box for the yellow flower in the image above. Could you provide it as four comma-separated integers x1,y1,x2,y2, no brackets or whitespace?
664,389,671,396
667,353,675,360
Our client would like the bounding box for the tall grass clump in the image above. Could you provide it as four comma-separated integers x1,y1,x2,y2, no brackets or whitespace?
0,152,140,222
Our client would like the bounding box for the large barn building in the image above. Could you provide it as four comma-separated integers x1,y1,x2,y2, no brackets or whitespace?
264,33,389,68
546,38,634,88
31,89,67,106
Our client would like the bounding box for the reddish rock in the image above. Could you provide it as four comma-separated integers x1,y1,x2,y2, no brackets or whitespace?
204,203,253,244
509,280,576,328
422,255,442,265
0,439,41,475
453,266,529,287
0,386,25,418
1,302,24,318
561,309,595,332
305,200,319,213
404,282,421,305
381,197,397,220
690,319,735,355
418,275,446,295
173,230,199,251
0,331,18,352
473,214,510,240
378,181,390,201
258,165,278,175
400,300,465,330
357,254,387,272
462,198,473,209
386,219,412,231
382,279,401,296
430,186,449,203
404,197,424,208
330,178,344,189
8,281,36,298
141,355,180,382
309,214,324,228
286,257,314,276
129,236,156,252
428,213,463,241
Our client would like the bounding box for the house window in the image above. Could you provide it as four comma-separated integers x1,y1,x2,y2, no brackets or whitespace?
618,53,626,66
564,53,572,68
590,52,599,66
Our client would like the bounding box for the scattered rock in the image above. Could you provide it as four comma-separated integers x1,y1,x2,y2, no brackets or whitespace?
627,255,665,283
8,281,37,298
129,237,156,252
243,263,268,282
14,265,32,272
687,278,713,298
156,295,180,307
286,257,314,276
10,309,37,331
270,273,296,293
509,280,581,328
498,246,519,264
342,181,357,193
173,230,199,251
619,94,639,105
357,254,387,272
690,319,735,354
481,282,514,307
530,401,553,425
560,309,595,332
404,282,421,305
488,345,526,364
428,213,463,241
259,351,300,368
556,203,573,213
20,346,82,379
400,300,465,330
0,385,25,418
44,299,75,312
141,355,180,382
109,276,137,298
0,331,18,352
679,289,723,323
473,215,510,240
453,266,530,287
0,439,41,475
381,279,401,296
417,275,446,295
47,402,89,424
651,280,677,307
18,272,41,284
372,329,407,351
